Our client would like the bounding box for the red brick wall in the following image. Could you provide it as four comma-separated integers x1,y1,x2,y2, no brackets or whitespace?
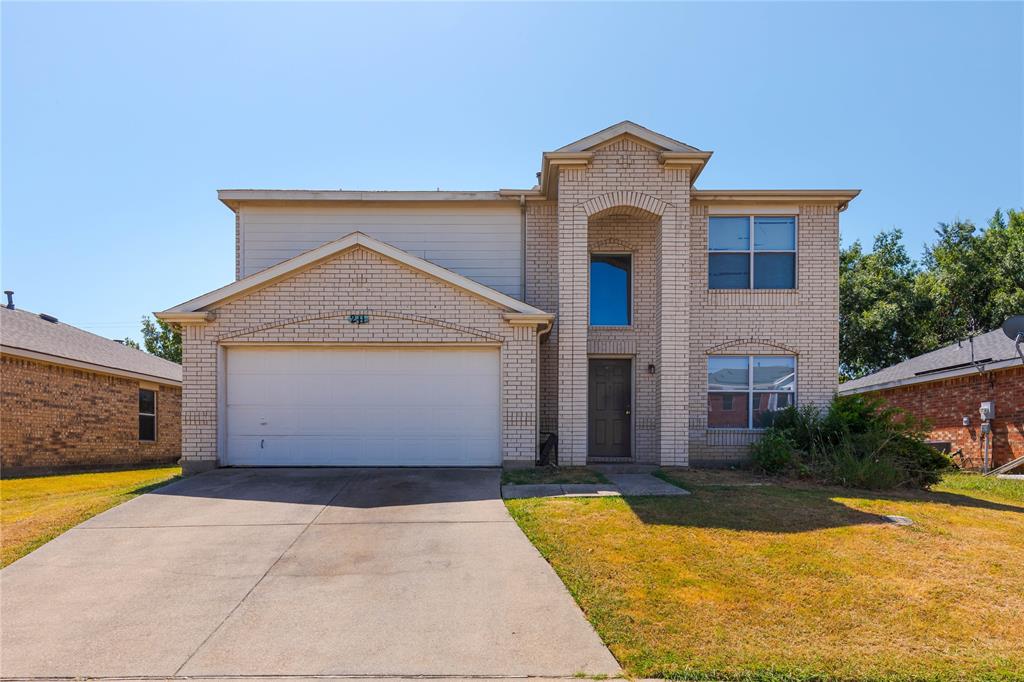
870,365,1024,470
0,355,181,475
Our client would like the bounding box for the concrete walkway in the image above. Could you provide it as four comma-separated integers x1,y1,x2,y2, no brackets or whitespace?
0,468,619,678
503,471,689,499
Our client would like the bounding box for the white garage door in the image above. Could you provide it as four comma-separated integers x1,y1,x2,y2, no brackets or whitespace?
225,347,500,466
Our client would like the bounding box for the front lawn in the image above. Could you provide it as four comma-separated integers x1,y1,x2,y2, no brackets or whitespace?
0,466,180,567
506,470,1024,681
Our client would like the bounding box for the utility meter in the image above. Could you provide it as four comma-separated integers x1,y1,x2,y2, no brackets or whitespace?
979,402,995,421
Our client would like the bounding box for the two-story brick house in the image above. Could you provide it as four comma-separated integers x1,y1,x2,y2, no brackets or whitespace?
158,122,858,473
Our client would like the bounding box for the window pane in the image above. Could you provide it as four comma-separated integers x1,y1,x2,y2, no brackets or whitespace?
139,414,156,441
590,254,631,325
709,253,750,289
708,356,749,390
753,253,795,289
708,392,749,428
753,216,796,250
139,389,155,415
753,392,795,428
708,216,750,251
753,356,796,391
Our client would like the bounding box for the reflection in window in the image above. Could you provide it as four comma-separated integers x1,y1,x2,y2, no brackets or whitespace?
590,254,631,326
708,355,796,429
709,216,796,289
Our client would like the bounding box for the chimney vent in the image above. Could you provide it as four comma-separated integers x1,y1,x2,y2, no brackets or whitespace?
4,291,13,310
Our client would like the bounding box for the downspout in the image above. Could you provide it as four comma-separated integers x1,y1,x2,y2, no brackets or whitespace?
520,194,527,303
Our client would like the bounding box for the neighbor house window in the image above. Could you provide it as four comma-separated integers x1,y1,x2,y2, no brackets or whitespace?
139,388,156,441
708,216,796,289
707,355,796,429
590,253,631,326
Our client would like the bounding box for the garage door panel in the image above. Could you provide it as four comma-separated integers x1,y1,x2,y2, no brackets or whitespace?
226,348,500,466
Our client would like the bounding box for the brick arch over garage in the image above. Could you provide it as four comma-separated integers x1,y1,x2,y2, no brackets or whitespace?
216,308,503,344
580,191,671,219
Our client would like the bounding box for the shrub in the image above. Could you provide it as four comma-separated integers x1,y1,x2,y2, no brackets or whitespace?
750,430,796,475
751,394,951,489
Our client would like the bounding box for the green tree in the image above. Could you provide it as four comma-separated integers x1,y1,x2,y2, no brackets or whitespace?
140,316,181,364
919,210,1024,343
839,229,935,379
122,337,141,350
982,208,1024,324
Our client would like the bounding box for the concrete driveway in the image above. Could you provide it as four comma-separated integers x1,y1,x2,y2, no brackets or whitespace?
0,468,619,678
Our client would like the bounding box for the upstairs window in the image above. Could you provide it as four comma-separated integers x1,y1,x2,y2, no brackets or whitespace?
708,355,796,429
708,216,796,289
139,388,156,441
590,253,632,326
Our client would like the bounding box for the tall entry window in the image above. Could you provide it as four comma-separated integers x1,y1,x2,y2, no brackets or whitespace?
707,356,796,428
708,216,797,289
590,253,632,326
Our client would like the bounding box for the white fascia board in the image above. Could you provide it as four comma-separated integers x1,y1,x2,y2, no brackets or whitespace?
161,232,549,316
218,189,509,206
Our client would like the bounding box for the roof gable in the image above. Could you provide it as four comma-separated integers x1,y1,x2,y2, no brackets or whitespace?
556,121,703,153
160,232,548,316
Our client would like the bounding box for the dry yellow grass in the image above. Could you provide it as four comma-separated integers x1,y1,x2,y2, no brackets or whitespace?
1,467,180,567
506,471,1024,681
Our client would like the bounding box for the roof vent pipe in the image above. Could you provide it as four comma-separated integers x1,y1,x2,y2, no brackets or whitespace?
4,290,13,310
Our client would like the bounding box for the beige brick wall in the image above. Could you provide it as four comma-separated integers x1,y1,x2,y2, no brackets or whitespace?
525,201,558,434
555,137,692,465
0,355,181,474
179,245,539,471
687,203,840,465
532,137,840,466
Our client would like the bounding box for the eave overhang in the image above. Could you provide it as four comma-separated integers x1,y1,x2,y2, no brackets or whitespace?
0,345,182,387
838,356,1022,395
218,189,514,212
693,189,862,212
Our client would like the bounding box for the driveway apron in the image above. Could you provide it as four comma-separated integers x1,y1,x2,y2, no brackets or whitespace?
0,468,619,678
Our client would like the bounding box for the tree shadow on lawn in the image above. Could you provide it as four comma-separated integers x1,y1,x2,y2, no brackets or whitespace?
618,473,1023,533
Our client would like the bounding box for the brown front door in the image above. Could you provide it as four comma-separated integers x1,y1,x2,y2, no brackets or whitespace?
588,359,631,458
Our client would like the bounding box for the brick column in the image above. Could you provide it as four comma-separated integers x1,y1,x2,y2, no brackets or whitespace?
180,322,219,474
501,324,540,464
658,175,692,466
557,202,589,465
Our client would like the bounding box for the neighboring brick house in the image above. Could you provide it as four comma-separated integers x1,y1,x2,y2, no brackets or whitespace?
839,327,1024,472
158,121,858,473
1,301,182,475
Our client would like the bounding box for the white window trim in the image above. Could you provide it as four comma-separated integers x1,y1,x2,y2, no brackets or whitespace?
589,251,634,328
707,355,797,430
707,215,798,290
139,388,157,442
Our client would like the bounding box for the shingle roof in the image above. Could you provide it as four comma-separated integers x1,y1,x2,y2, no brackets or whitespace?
840,327,1023,394
0,307,182,384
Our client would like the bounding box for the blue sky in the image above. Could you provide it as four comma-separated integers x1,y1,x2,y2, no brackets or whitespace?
3,2,1021,344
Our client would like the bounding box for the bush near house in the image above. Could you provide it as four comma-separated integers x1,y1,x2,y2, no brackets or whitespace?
751,394,951,489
